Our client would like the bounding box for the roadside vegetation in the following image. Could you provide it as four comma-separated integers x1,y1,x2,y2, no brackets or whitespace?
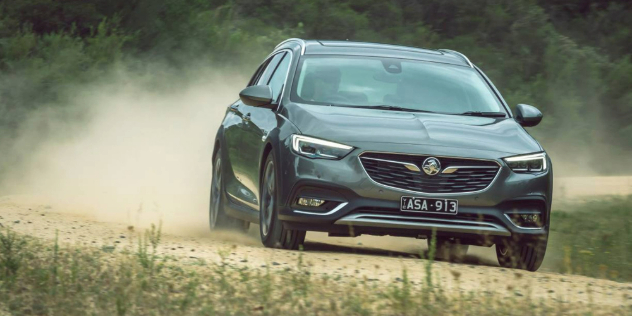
1,1,631,313
1,0,632,176
548,196,632,282
0,224,629,316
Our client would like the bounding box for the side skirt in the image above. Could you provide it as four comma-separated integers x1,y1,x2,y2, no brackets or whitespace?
225,192,259,223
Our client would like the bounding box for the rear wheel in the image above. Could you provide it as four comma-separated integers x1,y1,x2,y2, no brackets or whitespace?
496,238,547,271
260,153,305,249
209,148,250,232
431,238,469,262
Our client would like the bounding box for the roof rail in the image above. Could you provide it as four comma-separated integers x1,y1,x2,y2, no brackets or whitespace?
438,49,473,68
275,38,306,55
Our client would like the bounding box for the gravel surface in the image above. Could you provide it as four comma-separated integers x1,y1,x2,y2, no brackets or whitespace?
1,195,630,308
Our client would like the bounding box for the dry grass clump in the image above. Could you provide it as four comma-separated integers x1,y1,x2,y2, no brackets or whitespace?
0,226,628,316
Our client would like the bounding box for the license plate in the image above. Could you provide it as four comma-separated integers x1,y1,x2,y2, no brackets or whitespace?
400,196,458,215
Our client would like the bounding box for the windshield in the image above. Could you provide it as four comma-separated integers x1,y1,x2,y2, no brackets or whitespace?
290,55,504,114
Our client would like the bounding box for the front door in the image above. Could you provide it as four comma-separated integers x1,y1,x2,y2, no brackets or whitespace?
223,52,286,209
240,51,292,209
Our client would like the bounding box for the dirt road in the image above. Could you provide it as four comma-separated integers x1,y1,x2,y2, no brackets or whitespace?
554,176,632,201
1,195,630,309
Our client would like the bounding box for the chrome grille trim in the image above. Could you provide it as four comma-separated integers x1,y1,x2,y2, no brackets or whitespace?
360,156,421,172
358,151,502,195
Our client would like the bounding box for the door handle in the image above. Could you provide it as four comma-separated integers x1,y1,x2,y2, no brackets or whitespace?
243,113,251,122
230,104,239,112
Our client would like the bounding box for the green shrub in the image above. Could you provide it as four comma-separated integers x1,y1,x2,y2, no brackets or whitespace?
549,196,632,281
0,228,26,278
3,0,632,175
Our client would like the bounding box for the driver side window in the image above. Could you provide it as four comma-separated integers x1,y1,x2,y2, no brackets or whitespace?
256,53,284,86
246,51,292,104
247,52,284,87
266,53,291,104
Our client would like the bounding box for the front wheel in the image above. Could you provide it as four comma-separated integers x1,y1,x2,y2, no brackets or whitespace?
259,153,305,249
496,238,547,271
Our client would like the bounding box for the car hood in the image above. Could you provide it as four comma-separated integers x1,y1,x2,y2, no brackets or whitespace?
284,103,542,155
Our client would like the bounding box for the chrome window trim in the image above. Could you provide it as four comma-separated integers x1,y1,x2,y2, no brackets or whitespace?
268,48,294,112
275,38,306,55
293,202,349,216
257,51,287,86
438,49,473,68
358,151,502,196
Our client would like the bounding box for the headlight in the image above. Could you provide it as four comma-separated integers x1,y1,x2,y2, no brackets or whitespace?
503,152,547,173
291,135,354,159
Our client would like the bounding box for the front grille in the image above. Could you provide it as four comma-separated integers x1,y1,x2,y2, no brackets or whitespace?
359,152,500,193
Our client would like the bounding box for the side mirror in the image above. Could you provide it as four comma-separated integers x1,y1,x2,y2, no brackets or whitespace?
239,85,273,107
515,104,543,127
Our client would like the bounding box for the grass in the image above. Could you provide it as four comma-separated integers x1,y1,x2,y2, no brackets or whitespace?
548,196,632,281
0,226,629,315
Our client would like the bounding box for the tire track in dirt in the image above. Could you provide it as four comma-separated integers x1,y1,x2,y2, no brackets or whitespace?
1,195,631,309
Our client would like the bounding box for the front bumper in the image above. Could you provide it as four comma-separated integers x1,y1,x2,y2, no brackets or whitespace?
276,141,552,244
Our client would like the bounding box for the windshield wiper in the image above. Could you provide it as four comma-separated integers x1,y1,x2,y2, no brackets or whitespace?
330,104,435,113
458,111,507,118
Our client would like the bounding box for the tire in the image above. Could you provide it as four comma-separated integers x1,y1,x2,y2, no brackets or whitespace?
496,238,547,271
430,238,469,262
209,147,250,232
259,152,305,250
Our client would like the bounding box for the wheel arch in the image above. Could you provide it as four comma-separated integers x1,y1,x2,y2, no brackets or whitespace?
212,126,225,160
258,114,299,210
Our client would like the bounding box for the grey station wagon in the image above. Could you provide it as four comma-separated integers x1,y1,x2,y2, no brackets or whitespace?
209,39,552,271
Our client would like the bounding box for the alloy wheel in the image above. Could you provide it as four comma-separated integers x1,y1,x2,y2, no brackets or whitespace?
260,160,275,237
209,155,222,228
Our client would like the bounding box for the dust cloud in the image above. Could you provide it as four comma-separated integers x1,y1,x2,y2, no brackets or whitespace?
0,61,625,250
0,65,248,236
